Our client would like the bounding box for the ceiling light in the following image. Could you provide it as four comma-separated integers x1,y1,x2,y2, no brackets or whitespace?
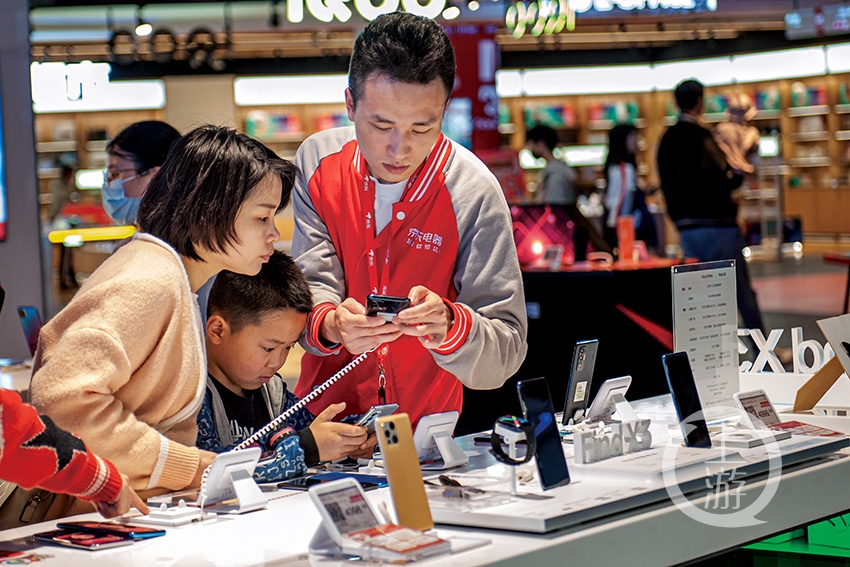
134,6,152,37
442,3,461,19
468,0,481,10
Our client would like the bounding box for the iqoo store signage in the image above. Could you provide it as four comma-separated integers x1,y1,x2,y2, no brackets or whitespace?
286,0,446,23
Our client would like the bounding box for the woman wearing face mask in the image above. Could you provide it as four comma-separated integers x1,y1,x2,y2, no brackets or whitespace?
102,121,181,225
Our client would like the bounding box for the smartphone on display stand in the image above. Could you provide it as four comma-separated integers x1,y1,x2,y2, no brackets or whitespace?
516,377,571,490
366,294,411,322
562,339,598,426
662,352,712,448
355,403,399,435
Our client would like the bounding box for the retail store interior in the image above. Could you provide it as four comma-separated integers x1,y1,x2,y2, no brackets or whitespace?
4,0,850,564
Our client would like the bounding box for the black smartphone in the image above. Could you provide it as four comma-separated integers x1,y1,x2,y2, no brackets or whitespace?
662,352,712,449
32,529,135,551
516,377,570,490
56,521,165,540
366,294,411,322
561,339,598,426
277,473,385,491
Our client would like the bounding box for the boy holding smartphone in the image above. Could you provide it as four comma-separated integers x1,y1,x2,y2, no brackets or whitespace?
196,252,376,482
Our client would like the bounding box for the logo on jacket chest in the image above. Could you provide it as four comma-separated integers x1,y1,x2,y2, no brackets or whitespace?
406,228,443,254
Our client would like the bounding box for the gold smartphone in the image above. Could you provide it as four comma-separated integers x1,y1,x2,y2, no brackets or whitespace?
376,413,434,531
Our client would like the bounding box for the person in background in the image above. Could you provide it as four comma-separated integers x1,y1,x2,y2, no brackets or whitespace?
603,124,658,253
0,389,148,521
196,251,374,482
525,124,613,259
291,13,528,427
657,79,765,334
102,120,181,226
713,91,761,177
30,126,296,500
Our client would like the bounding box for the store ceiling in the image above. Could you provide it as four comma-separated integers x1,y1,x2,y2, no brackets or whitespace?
27,0,847,75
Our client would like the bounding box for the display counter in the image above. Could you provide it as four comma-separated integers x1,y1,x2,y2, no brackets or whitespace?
3,394,850,566
458,260,680,435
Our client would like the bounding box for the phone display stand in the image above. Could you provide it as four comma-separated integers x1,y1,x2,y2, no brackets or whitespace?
225,469,268,513
612,394,639,422
308,523,339,556
424,432,468,470
493,421,526,496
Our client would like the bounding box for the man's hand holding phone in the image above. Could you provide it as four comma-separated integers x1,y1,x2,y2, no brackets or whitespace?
321,298,404,354
395,286,454,349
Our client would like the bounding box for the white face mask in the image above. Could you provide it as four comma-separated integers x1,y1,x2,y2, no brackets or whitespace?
101,174,141,225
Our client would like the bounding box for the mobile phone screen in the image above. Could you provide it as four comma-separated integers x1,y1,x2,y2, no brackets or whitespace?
366,294,411,319
517,378,570,490
662,352,711,448
33,529,135,550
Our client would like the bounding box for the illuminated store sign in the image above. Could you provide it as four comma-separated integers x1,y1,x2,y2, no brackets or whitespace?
286,0,446,23
570,0,717,12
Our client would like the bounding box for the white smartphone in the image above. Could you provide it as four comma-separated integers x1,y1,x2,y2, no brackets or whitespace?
584,375,632,423
355,403,400,435
309,478,382,546
733,389,781,429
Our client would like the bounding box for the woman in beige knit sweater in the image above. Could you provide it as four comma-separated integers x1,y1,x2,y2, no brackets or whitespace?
30,126,296,498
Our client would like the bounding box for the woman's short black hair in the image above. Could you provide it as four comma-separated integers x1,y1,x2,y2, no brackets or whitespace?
348,12,455,106
208,251,313,333
107,120,181,173
137,125,296,261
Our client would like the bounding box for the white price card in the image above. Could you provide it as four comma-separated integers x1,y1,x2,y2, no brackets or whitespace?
672,260,739,414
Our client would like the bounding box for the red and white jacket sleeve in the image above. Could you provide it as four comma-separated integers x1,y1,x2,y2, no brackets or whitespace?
0,389,123,503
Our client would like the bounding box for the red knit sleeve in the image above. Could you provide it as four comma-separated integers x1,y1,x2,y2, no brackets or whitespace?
0,389,123,503
305,302,342,354
433,300,470,355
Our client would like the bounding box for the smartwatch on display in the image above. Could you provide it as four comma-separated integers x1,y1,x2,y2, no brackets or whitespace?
490,415,536,465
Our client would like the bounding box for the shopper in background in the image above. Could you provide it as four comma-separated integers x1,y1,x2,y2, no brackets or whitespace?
196,251,374,482
657,79,765,333
525,124,612,259
291,13,528,427
49,164,79,289
0,389,148,525
102,120,181,226
30,126,296,500
603,124,657,253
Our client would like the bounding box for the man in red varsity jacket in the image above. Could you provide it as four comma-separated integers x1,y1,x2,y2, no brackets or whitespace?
0,389,147,518
292,13,528,427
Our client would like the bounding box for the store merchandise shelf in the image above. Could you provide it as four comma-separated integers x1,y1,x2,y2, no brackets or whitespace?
836,130,850,141
787,105,830,117
257,132,306,143
788,131,830,142
84,140,108,152
701,112,727,123
788,156,831,167
753,109,782,120
586,118,646,130
35,140,77,153
741,188,779,200
498,123,517,134
835,104,850,115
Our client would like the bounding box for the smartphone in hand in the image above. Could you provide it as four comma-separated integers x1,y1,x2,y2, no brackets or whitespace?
366,294,411,322
355,403,400,434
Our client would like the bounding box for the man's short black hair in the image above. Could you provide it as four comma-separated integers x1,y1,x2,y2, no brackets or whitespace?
107,120,181,174
674,79,704,112
348,12,455,106
526,124,558,152
137,125,296,262
208,251,313,333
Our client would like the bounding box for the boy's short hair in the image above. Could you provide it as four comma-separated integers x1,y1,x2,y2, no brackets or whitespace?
137,125,296,262
526,124,558,152
348,12,455,106
208,251,313,334
674,79,704,113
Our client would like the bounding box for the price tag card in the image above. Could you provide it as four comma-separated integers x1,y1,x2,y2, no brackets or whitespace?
672,260,739,414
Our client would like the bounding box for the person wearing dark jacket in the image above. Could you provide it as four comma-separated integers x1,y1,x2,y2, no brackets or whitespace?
657,79,764,333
